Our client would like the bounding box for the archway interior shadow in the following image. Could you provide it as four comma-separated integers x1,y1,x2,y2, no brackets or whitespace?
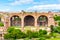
24,15,35,26
37,15,48,27
10,15,21,27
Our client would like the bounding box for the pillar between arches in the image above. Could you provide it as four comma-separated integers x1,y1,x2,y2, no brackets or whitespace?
35,18,37,27
21,18,24,28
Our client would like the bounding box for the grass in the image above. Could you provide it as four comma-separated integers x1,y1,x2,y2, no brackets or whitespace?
10,26,21,29
47,38,60,40
47,33,60,40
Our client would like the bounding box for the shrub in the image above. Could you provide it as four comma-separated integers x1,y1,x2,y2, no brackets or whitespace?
54,15,60,21
26,30,47,39
50,26,60,37
50,33,59,38
39,37,46,40
4,27,27,39
58,22,60,26
53,26,60,33
38,29,47,37
26,30,38,38
0,22,4,27
50,25,54,33
7,27,15,33
45,35,51,39
4,27,48,39
4,33,11,39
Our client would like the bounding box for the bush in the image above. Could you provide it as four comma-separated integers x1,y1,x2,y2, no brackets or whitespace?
26,30,38,38
38,29,47,37
39,37,46,40
4,33,11,39
53,26,60,33
45,35,51,39
54,15,60,21
0,22,4,26
58,22,60,26
26,30,47,39
50,25,54,33
50,33,59,38
4,27,48,39
7,27,15,33
4,27,27,39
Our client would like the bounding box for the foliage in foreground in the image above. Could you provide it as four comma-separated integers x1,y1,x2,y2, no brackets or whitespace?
4,26,60,40
50,25,60,34
4,27,47,40
53,26,60,33
54,15,60,26
0,22,4,27
54,15,60,21
4,27,27,39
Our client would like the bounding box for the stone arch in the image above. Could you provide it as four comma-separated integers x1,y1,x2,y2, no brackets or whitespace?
37,15,48,27
10,15,21,26
24,15,35,26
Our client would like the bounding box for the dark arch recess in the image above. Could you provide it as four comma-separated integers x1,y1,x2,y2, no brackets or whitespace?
10,15,21,26
24,15,35,26
37,15,48,27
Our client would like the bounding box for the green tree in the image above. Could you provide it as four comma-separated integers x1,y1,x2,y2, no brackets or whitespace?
54,15,60,21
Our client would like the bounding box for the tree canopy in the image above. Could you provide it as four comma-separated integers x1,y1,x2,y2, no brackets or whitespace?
54,15,60,21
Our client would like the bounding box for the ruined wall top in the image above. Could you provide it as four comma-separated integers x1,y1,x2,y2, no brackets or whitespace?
0,11,60,15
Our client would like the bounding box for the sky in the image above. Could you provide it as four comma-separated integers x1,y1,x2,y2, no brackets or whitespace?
0,0,60,12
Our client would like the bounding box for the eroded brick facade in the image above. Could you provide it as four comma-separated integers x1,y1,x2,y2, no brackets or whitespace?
0,11,57,29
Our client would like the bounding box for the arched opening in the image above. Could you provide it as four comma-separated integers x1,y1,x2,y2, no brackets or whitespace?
10,15,21,26
24,15,35,26
37,15,48,27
